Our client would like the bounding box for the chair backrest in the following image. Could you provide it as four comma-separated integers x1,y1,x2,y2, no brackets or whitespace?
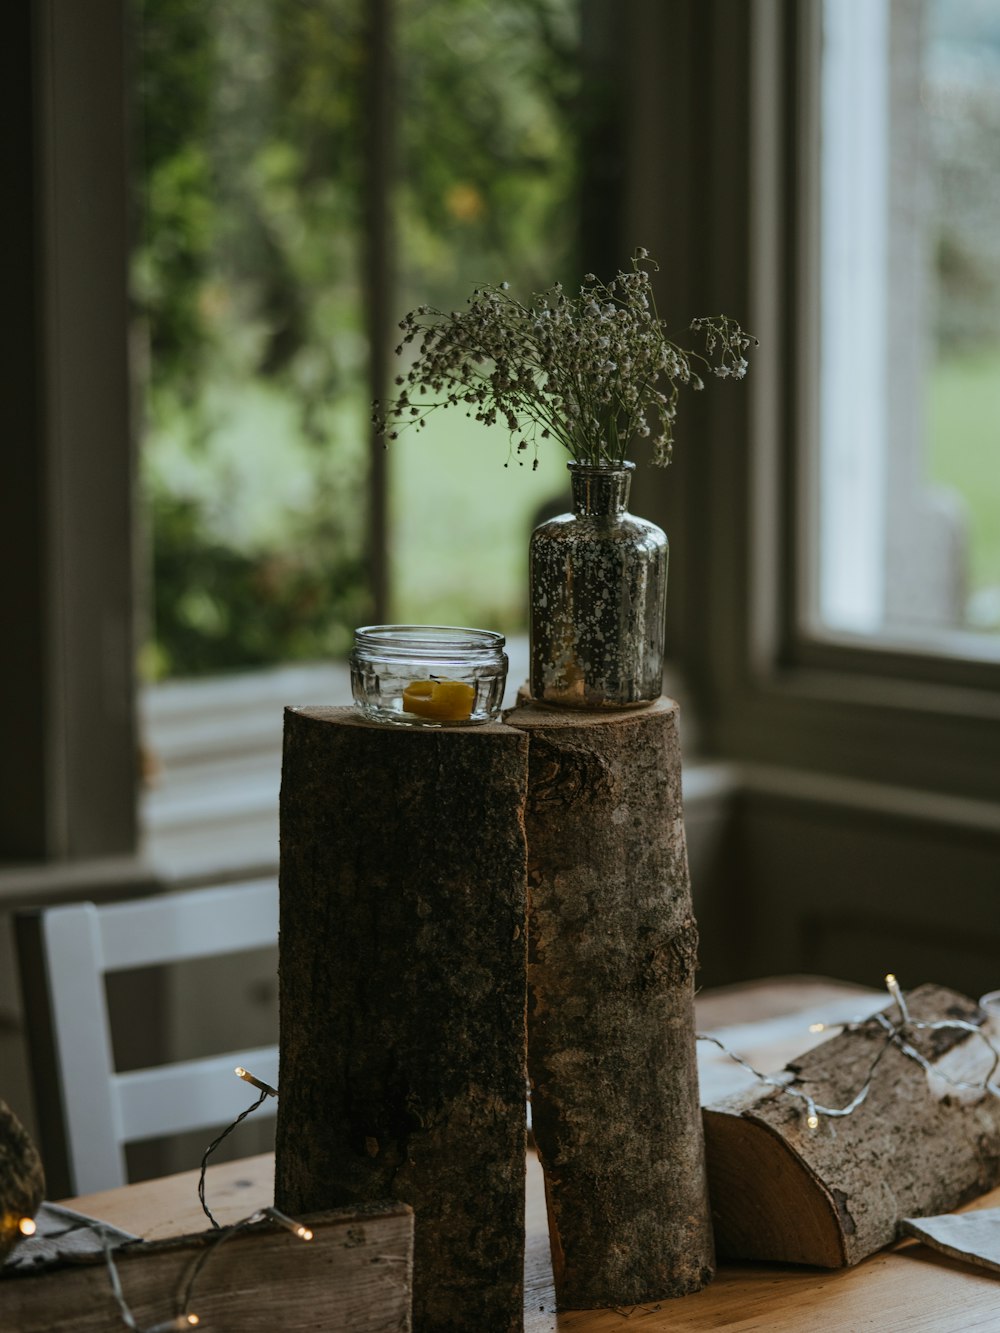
15,878,279,1198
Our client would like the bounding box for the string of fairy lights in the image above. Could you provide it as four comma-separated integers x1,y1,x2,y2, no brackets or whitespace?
697,973,1000,1131
6,1061,299,1329
98,1065,304,1333
10,975,1000,1324
196,1067,278,1230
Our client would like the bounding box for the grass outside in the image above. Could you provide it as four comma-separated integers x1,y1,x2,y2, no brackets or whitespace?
143,381,575,671
926,344,1000,612
388,410,572,633
393,345,1000,635
143,343,1000,674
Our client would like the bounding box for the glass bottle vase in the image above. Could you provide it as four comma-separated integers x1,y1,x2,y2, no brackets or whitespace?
529,461,668,709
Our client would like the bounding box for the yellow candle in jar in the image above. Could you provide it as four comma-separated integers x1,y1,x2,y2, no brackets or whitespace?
402,678,475,721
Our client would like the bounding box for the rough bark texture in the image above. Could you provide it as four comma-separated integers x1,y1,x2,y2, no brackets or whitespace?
703,984,1000,1267
0,1098,44,1262
505,698,715,1309
0,1205,413,1333
274,707,528,1333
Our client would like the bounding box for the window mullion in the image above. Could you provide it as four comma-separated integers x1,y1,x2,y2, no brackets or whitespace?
363,0,395,625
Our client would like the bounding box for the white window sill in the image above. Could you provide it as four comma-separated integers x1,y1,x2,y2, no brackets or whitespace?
140,640,531,883
138,639,730,885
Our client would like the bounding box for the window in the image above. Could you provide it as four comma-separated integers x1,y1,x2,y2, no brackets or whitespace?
132,0,585,686
624,0,1000,809
133,0,372,680
814,0,1000,660
8,0,997,888
391,0,583,630
129,0,596,874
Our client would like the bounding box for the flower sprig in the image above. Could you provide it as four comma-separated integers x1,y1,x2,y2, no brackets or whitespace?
373,249,755,468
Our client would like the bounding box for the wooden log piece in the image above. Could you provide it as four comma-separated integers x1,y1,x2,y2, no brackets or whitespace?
703,983,1000,1267
0,1098,45,1261
505,698,715,1308
0,1203,413,1333
274,707,528,1333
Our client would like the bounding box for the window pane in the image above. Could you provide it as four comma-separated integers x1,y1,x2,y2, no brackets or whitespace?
134,0,587,677
815,0,1000,654
390,0,583,631
134,0,370,680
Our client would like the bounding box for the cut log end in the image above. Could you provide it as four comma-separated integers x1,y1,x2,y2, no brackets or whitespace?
703,1109,848,1267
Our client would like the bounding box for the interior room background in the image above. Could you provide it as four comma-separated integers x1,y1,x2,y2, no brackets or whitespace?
3,0,999,1180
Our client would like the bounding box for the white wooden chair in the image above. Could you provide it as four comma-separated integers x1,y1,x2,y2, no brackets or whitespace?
15,878,279,1198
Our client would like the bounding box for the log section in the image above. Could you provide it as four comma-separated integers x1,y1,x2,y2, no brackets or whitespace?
506,698,714,1308
274,707,528,1333
0,1098,44,1261
703,983,1000,1267
0,1204,413,1333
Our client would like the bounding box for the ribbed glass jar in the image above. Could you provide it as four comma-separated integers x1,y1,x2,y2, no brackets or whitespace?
529,461,668,709
350,625,508,727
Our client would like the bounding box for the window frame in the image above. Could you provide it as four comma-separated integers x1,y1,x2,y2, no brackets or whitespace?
627,0,1000,806
1,0,139,867
747,0,1000,801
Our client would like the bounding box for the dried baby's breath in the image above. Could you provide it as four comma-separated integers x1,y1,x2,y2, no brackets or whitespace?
374,250,755,468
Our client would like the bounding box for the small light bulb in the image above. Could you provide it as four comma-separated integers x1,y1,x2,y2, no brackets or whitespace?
234,1066,278,1097
809,1023,826,1034
886,973,907,1008
264,1207,313,1240
807,1113,820,1130
18,1217,36,1237
187,1316,200,1328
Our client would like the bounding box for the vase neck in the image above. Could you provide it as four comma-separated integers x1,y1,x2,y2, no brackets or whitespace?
569,462,634,517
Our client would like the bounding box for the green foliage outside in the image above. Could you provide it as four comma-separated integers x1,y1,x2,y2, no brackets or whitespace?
926,345,1000,630
141,381,370,678
924,0,1000,631
135,0,582,679
390,410,571,631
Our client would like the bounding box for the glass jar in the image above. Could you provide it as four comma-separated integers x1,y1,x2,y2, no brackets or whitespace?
350,625,508,727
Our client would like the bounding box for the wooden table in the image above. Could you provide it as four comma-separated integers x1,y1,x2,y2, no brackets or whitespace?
62,978,1000,1332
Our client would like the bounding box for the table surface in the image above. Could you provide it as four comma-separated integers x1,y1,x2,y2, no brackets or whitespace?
63,977,1000,1332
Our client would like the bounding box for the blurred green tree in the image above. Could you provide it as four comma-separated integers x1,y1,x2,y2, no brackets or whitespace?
133,0,582,679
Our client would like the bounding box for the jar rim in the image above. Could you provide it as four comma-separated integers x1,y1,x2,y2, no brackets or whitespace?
354,624,506,653
567,459,635,474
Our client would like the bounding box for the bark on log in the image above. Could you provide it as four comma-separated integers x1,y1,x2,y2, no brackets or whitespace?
703,984,1000,1267
0,1205,414,1333
505,698,714,1309
274,707,528,1333
0,1098,44,1262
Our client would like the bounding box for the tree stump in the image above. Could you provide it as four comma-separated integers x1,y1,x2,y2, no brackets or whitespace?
274,707,528,1333
703,984,1000,1267
505,698,715,1308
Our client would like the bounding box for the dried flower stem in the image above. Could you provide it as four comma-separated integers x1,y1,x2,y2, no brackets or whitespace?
374,249,755,468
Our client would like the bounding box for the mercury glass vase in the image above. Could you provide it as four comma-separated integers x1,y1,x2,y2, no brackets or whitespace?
529,461,668,709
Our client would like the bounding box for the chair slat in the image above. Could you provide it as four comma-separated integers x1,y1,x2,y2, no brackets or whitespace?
115,1046,280,1141
42,905,128,1193
96,878,278,970
16,880,281,1195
